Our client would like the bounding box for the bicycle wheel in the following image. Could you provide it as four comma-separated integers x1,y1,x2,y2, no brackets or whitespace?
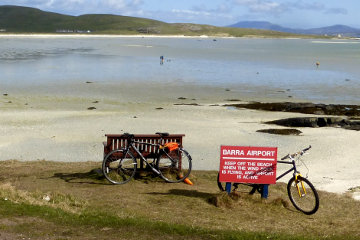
157,148,192,183
102,149,137,184
287,176,319,215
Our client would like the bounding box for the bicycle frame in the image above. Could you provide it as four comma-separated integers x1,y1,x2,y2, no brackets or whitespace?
237,155,305,196
277,158,307,198
121,139,162,174
276,159,298,181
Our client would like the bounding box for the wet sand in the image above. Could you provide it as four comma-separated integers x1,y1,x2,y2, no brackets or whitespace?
1,81,359,200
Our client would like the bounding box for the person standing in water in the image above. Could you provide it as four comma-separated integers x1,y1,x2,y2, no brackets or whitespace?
160,55,164,65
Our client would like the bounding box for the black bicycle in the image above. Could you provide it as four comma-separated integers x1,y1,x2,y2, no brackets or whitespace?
102,132,192,184
217,146,319,215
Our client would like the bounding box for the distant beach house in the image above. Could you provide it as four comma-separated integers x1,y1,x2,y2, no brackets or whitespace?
56,29,91,33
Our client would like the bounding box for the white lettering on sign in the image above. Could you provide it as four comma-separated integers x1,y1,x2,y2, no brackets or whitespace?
246,150,275,157
219,146,277,184
223,149,245,156
257,162,273,167
224,161,236,165
223,166,236,170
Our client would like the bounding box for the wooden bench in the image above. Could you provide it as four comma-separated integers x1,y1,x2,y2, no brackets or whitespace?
103,134,185,169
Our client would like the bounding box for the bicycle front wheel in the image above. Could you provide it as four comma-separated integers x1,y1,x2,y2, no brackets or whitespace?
102,149,137,184
287,176,319,215
157,148,192,183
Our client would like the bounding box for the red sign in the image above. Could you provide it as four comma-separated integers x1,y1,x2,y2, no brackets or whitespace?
219,146,277,184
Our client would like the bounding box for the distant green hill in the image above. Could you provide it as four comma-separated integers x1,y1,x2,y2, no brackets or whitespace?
0,5,310,38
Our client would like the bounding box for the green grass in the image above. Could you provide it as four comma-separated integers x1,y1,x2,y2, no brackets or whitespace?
0,160,359,239
0,199,327,240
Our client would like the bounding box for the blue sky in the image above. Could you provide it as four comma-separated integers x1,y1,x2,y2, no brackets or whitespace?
2,0,360,28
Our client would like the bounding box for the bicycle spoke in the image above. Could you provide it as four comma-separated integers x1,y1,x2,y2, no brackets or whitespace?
102,150,137,184
287,176,319,215
157,148,192,183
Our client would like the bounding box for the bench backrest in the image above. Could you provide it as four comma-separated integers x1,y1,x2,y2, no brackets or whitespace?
103,134,185,159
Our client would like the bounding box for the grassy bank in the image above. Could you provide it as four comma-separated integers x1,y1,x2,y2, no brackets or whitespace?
0,160,359,239
0,5,320,38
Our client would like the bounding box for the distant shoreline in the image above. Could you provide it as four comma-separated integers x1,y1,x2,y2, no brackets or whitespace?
0,33,308,39
1,33,355,40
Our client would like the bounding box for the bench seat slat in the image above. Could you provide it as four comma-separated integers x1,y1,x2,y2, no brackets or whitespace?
103,134,185,159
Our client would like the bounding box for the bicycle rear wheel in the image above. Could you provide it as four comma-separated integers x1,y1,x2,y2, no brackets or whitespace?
287,176,319,215
102,149,137,184
157,148,192,183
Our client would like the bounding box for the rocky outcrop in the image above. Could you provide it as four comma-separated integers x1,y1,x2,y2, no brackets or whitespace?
227,102,360,116
256,128,302,135
266,117,360,131
226,102,360,131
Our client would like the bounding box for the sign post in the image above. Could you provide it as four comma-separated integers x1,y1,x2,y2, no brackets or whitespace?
219,146,277,198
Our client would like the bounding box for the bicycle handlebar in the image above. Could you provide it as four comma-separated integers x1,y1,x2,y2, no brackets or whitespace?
302,145,312,153
280,145,311,160
123,132,170,140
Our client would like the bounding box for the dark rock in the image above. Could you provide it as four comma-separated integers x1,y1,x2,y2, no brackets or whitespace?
174,103,200,106
226,102,360,116
266,117,360,131
87,107,96,110
178,97,187,100
267,117,319,127
343,125,360,131
256,129,302,135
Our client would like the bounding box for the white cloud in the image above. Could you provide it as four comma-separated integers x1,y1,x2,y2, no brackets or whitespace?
232,0,347,16
233,0,287,15
249,2,281,12
325,8,348,15
169,5,234,25
172,9,211,17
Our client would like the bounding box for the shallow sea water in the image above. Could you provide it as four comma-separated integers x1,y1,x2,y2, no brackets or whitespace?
1,36,359,104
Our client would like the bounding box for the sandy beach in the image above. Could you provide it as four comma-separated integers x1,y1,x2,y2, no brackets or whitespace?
1,81,359,200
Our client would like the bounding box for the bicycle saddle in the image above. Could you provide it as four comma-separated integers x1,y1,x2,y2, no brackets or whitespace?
123,133,134,139
156,132,169,137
